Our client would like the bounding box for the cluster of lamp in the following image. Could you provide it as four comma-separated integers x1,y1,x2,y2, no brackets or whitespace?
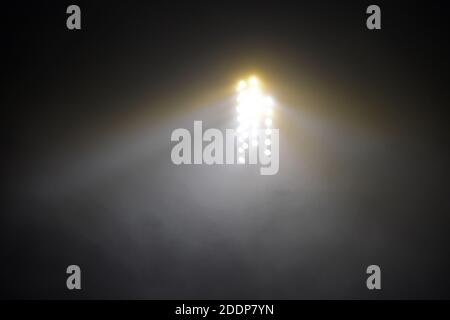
235,76,274,164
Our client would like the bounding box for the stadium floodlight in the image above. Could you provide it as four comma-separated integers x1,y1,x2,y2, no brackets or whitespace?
235,76,274,161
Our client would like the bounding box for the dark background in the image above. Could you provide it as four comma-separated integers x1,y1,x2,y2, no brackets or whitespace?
1,1,450,299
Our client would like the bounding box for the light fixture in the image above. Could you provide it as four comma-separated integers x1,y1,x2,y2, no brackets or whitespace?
235,76,275,160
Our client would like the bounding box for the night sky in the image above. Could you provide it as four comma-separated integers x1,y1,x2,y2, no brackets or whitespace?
2,1,450,299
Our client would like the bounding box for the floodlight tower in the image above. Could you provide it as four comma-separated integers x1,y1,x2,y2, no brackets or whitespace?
235,76,274,163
